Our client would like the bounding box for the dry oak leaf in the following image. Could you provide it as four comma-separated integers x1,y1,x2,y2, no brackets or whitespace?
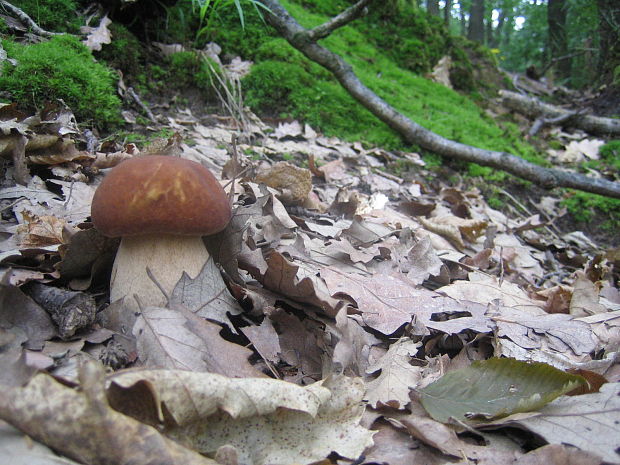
321,267,490,335
133,306,264,377
439,271,545,314
255,161,312,204
0,361,217,465
489,382,620,464
365,337,422,409
108,370,374,465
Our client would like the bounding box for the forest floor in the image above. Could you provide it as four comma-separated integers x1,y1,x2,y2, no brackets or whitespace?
0,9,619,465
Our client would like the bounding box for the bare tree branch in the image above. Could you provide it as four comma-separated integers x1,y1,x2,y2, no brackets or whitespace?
0,1,60,37
500,90,620,136
308,0,373,41
260,0,620,199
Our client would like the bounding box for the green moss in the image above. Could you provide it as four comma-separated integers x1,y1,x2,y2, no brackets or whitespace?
599,140,620,170
12,0,83,33
141,51,221,98
561,191,620,232
0,35,121,129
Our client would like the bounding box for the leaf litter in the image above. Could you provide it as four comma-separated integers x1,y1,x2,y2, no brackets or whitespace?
0,100,618,465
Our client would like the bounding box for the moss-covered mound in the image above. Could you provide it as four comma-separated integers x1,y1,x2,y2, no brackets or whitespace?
0,35,121,129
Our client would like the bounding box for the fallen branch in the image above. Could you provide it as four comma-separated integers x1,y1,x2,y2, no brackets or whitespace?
260,0,620,199
529,111,580,137
500,90,620,136
0,1,60,37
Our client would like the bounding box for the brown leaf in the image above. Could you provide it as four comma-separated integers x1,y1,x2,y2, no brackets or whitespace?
169,255,243,331
570,271,606,316
0,361,217,465
329,308,381,376
321,267,489,335
365,337,422,409
240,317,281,364
0,277,56,349
363,419,446,465
133,307,264,377
255,161,312,204
268,307,324,380
261,250,340,316
514,444,603,465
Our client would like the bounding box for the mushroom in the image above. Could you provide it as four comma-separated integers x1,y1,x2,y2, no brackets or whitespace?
91,155,231,310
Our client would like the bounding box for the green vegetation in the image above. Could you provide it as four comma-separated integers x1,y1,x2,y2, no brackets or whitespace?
11,0,83,33
599,140,620,171
562,191,620,233
196,0,536,163
565,140,620,233
96,23,145,77
0,35,121,129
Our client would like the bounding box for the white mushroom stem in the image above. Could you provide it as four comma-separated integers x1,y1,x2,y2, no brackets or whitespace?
110,234,210,310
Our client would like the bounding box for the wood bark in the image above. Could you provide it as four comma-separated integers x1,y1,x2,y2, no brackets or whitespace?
467,0,485,43
443,0,452,25
427,0,439,17
500,90,620,136
547,0,571,81
596,0,620,85
260,0,620,199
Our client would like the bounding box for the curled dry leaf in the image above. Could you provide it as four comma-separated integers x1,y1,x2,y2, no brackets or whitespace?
108,370,374,465
0,361,217,465
255,161,312,204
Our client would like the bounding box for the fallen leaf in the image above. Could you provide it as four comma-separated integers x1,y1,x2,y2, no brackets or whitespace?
169,256,243,331
81,15,113,51
365,337,422,408
133,306,264,377
496,382,620,464
418,358,585,423
108,370,374,465
0,361,217,465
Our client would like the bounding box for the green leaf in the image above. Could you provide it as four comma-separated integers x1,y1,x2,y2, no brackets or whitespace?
418,358,586,423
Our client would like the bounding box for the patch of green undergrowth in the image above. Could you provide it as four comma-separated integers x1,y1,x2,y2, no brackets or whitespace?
0,35,121,129
13,0,83,33
562,190,620,233
96,23,145,77
225,0,542,164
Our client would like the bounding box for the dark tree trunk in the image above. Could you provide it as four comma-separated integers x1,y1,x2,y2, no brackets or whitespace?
596,0,620,86
427,0,439,16
547,0,571,82
444,0,452,25
459,1,467,36
467,0,485,43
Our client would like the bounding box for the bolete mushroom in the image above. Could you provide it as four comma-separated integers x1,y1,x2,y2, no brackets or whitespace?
91,155,231,309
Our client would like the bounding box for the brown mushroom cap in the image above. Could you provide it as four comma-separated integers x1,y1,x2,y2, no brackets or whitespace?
91,155,231,237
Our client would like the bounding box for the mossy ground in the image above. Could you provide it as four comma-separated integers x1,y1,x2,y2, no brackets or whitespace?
1,0,617,242
0,35,121,129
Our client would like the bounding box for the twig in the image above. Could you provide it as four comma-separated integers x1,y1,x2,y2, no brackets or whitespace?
308,0,373,41
126,86,157,123
529,110,580,137
0,1,60,37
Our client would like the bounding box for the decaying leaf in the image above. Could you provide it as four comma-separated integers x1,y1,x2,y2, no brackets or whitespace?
0,361,218,465
108,370,374,465
493,382,620,464
133,306,264,377
255,161,312,204
365,337,422,408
